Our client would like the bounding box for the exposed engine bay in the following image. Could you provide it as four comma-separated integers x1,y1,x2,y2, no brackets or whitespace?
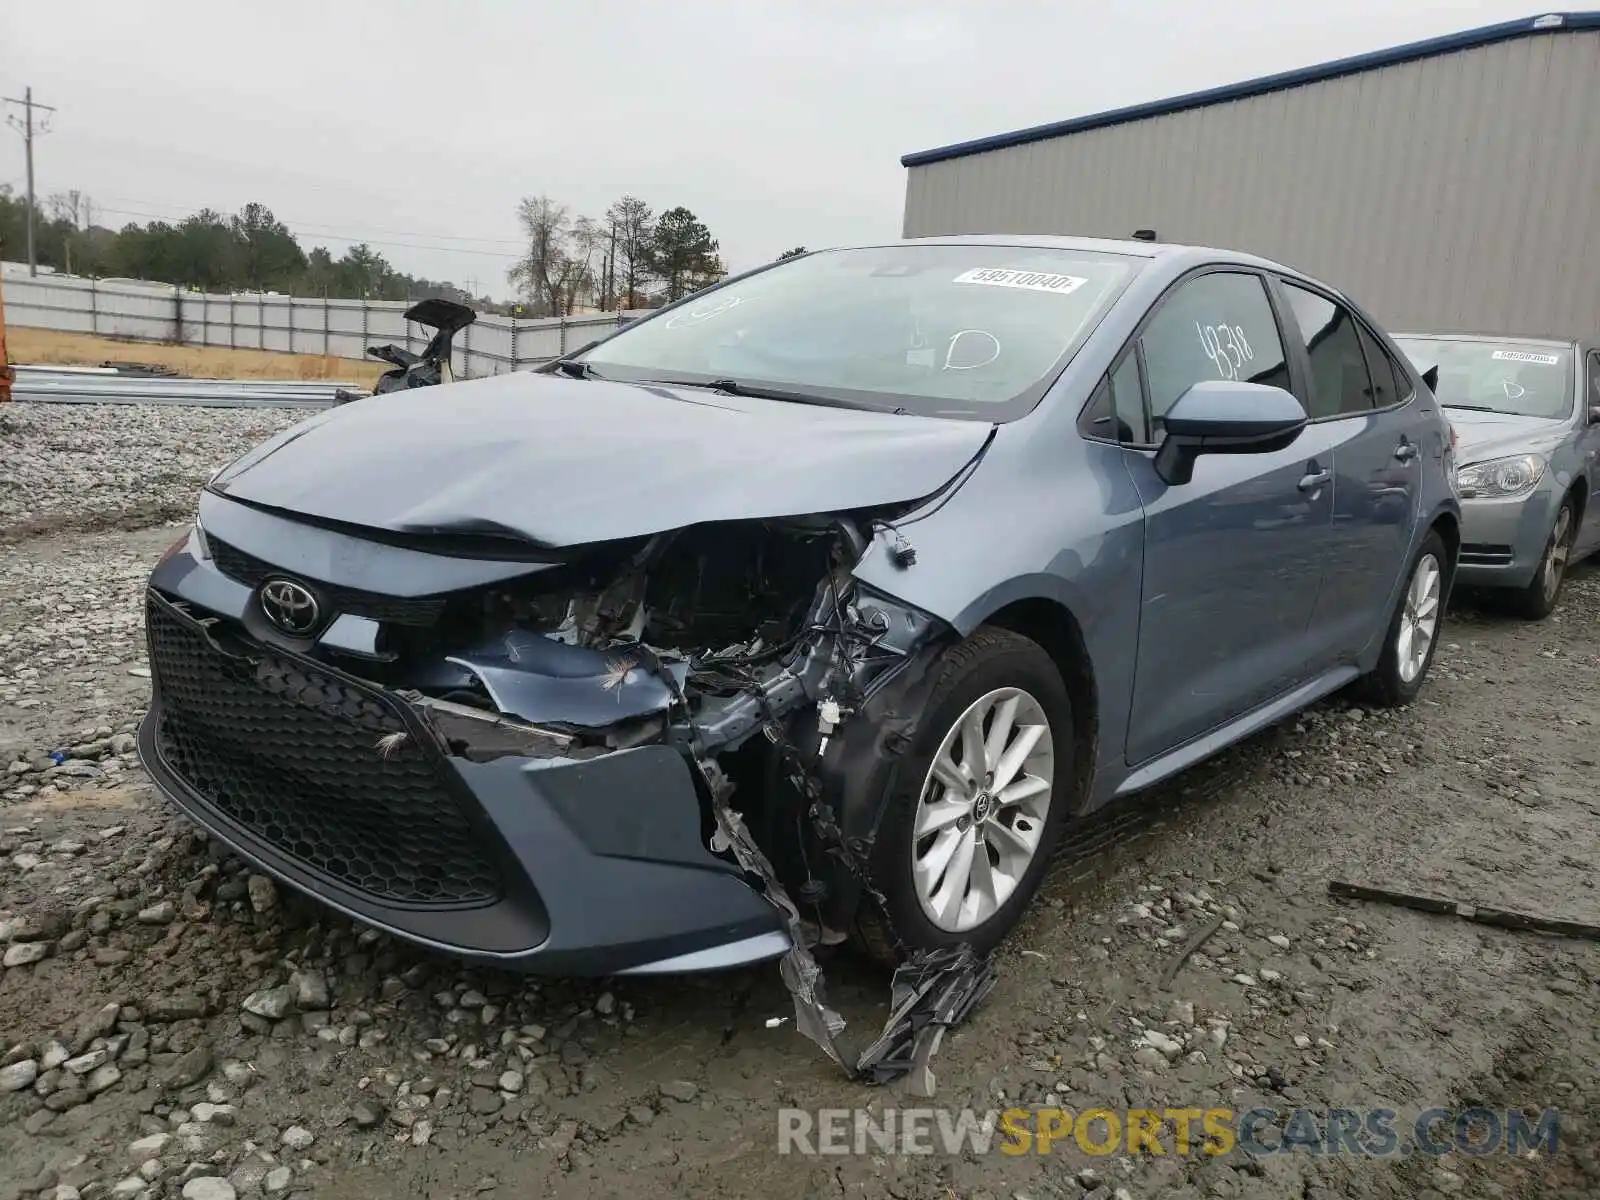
294,513,991,1086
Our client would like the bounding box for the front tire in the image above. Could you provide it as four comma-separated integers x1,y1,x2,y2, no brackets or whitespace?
1361,530,1448,708
853,627,1074,965
1507,500,1574,620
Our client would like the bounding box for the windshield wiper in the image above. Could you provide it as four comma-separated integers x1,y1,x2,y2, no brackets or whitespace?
642,376,877,411
536,339,605,378
1441,403,1500,412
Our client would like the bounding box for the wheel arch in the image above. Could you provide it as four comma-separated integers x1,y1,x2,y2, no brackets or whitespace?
1564,476,1588,527
1429,509,1461,581
977,596,1098,816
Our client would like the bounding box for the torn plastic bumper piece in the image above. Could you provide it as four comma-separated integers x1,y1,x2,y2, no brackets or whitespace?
702,760,995,1093
853,946,997,1095
446,627,687,727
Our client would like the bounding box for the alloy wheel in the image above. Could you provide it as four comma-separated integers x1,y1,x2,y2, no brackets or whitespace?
1396,552,1442,684
1543,506,1573,602
910,687,1055,933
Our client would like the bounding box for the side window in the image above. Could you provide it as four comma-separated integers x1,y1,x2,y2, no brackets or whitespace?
1109,352,1148,443
1077,352,1150,444
1356,324,1411,408
1589,352,1600,412
1388,344,1416,404
1139,272,1289,432
1281,283,1374,419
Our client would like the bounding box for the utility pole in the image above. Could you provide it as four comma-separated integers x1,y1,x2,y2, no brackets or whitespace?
3,88,56,276
605,219,617,311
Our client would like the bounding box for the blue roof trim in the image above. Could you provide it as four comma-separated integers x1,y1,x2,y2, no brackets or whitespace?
901,12,1600,168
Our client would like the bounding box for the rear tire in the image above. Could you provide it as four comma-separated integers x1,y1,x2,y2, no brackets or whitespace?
1506,500,1574,620
1360,530,1448,708
852,627,1074,966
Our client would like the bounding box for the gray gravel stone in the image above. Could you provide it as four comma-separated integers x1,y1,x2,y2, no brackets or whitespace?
242,985,295,1021
290,970,329,1011
247,875,278,913
3,941,49,967
129,1132,172,1159
136,901,176,924
279,1124,315,1150
160,1045,214,1090
0,1059,39,1092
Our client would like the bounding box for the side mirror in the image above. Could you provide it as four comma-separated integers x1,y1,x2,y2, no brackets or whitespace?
1421,364,1440,394
1154,380,1308,486
1589,405,1600,425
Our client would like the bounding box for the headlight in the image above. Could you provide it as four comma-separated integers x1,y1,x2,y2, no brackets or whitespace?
1456,453,1547,498
159,518,212,566
192,514,213,561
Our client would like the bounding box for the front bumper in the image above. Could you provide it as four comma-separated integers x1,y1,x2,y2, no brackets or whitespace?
137,588,788,976
1453,484,1561,590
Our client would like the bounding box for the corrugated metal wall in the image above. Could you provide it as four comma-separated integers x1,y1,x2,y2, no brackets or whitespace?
903,31,1600,337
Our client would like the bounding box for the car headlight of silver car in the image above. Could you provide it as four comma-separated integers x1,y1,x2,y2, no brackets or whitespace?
1456,453,1547,499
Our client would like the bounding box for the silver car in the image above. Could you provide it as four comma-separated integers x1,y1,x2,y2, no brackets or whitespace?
1396,333,1600,617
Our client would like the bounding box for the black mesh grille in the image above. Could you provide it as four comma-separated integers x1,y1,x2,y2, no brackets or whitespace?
146,594,502,907
208,537,446,627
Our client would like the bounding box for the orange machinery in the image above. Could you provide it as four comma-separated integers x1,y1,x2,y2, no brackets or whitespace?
0,271,11,402
0,272,11,404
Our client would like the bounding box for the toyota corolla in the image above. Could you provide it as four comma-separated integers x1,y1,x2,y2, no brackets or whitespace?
139,236,1459,982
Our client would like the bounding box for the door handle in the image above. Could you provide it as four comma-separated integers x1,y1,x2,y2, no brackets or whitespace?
1394,439,1418,463
1298,469,1331,492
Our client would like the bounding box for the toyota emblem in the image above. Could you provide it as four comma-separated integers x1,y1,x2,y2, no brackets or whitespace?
259,578,323,636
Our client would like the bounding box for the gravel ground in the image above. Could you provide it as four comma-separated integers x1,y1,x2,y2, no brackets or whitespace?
2,401,1599,1200
0,404,301,545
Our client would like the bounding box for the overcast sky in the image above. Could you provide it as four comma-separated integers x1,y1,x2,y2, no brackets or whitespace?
1,0,1541,298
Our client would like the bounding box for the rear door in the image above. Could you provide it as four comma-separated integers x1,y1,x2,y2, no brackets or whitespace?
1276,279,1425,669
1117,269,1341,765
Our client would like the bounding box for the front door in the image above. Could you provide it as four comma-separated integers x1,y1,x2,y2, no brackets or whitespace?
1121,269,1337,766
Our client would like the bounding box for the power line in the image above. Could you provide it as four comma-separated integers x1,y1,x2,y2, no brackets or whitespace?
3,87,56,276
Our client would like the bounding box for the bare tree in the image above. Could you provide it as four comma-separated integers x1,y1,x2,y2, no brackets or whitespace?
507,195,576,317
47,189,86,229
564,216,608,313
603,195,655,310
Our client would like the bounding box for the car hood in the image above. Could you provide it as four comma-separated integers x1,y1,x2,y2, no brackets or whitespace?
1445,408,1568,463
209,372,993,547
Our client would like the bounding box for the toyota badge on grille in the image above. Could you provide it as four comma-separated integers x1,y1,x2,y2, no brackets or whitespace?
259,578,322,636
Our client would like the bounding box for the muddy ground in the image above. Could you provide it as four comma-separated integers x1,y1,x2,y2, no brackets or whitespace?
2,404,1599,1199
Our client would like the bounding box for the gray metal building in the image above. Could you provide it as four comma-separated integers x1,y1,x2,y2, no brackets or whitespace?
901,13,1600,338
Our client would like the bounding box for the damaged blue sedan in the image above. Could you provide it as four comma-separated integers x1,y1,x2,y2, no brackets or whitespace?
139,235,1459,982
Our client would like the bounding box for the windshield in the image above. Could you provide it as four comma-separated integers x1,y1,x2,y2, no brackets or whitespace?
578,244,1141,419
1396,337,1574,419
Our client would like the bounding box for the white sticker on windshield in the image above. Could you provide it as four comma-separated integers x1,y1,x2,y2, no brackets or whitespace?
1491,349,1560,365
952,268,1088,295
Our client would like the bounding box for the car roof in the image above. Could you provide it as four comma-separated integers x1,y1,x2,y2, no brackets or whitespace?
864,233,1313,279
